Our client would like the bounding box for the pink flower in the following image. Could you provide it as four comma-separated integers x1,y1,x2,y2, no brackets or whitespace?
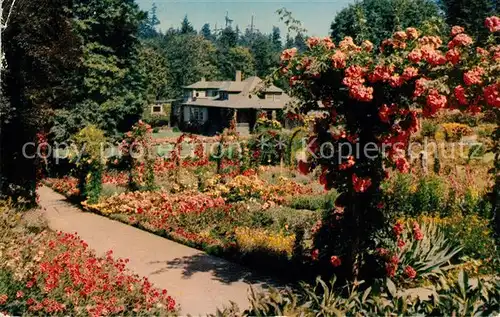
393,222,404,236
331,50,347,69
464,67,485,86
16,291,24,299
412,222,424,240
485,16,500,33
307,37,321,48
450,26,465,37
0,294,7,305
397,239,406,249
454,85,468,105
446,48,461,65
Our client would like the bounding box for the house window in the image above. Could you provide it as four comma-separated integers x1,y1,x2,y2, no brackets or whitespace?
191,107,204,122
152,105,163,114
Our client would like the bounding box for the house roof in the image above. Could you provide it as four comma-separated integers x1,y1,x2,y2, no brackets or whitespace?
183,95,290,110
184,81,227,90
184,76,284,94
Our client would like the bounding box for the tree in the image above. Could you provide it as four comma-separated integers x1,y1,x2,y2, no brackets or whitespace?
330,0,442,46
251,32,279,77
1,0,80,203
200,23,214,41
52,0,147,141
139,40,169,102
217,26,238,50
271,26,282,51
139,3,160,38
438,0,497,40
163,34,219,98
180,15,195,34
294,32,308,52
218,46,255,80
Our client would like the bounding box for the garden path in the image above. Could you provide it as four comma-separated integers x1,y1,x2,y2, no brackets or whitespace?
36,186,281,315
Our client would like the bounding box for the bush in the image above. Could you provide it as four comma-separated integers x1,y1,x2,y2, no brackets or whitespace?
441,123,474,141
421,120,438,138
287,191,337,211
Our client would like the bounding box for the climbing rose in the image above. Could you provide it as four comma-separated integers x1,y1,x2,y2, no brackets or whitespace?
331,50,347,69
446,48,461,65
362,40,374,52
463,67,485,86
0,294,7,305
485,16,500,33
307,37,321,48
408,48,422,63
330,256,342,267
448,33,473,49
425,89,447,116
280,48,297,61
402,67,418,80
404,266,417,279
454,85,468,105
323,37,335,49
393,31,407,41
451,26,465,37
379,104,391,123
405,27,419,40
484,84,500,108
395,157,410,173
352,174,372,193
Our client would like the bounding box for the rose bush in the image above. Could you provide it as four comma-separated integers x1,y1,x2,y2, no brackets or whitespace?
279,18,499,279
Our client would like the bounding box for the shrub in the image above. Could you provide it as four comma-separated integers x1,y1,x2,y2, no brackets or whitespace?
441,123,474,141
287,191,337,211
421,120,438,138
234,227,295,258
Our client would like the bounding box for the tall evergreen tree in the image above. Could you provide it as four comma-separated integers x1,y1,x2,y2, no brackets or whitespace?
139,3,160,38
218,26,238,50
180,15,195,34
200,23,214,41
271,26,282,51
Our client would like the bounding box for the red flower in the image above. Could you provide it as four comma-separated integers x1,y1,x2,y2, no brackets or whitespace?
397,239,406,249
451,26,465,37
454,85,468,105
484,83,500,108
330,256,342,267
404,266,417,279
280,48,297,61
352,174,372,193
425,89,447,116
311,249,319,261
408,49,422,63
16,291,24,299
0,294,7,305
485,16,500,33
307,37,321,49
339,156,355,170
386,263,397,277
412,222,424,241
448,33,473,49
393,222,404,236
331,50,347,69
463,66,485,86
395,157,410,173
446,48,461,65
402,67,418,80
379,104,391,123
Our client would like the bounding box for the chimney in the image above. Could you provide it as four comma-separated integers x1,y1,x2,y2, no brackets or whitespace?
201,77,206,82
235,70,242,82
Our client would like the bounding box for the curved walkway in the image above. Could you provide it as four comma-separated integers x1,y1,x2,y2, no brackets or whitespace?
36,186,280,315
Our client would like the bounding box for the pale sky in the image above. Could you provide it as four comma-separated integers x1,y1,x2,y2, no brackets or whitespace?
136,0,355,37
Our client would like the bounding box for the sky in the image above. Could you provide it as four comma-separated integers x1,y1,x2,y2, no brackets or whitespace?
136,0,355,37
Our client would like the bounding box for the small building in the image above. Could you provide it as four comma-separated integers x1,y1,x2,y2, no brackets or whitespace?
178,71,289,135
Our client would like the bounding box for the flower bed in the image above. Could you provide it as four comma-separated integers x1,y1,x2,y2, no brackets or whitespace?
0,220,177,316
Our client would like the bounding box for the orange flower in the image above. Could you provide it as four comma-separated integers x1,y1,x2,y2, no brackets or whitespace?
352,174,372,193
330,256,342,267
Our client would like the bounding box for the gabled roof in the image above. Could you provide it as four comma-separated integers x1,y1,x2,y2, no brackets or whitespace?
184,76,285,95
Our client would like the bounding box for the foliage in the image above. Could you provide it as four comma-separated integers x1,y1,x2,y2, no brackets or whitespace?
52,0,148,141
71,126,106,204
421,119,439,138
234,227,295,258
119,121,155,191
438,0,498,40
378,220,461,284
240,272,500,316
330,0,443,46
138,41,169,102
0,0,80,205
441,122,474,141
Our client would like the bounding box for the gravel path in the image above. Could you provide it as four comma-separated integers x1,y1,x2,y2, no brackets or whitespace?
36,186,279,315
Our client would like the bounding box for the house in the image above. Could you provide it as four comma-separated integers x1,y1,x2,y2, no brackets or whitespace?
177,71,290,135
